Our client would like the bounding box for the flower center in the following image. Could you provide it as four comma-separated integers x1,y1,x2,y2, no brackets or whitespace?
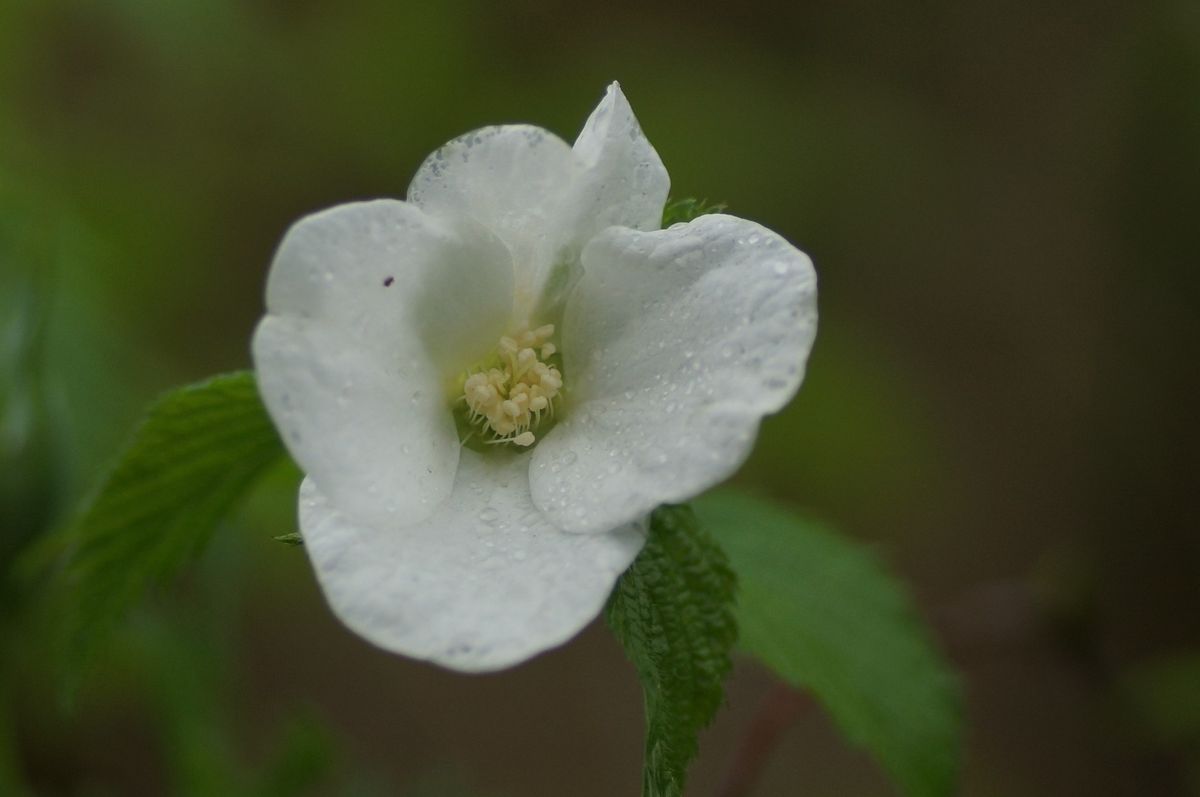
458,324,563,448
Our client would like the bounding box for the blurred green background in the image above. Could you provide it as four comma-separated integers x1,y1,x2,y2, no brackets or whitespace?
2,0,1199,794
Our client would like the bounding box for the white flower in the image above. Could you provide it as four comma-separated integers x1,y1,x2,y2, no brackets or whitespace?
252,83,817,672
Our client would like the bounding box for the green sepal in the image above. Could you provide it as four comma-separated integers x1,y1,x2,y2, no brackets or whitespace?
661,197,728,227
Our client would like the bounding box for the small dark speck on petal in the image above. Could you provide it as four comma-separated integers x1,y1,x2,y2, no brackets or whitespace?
383,276,395,287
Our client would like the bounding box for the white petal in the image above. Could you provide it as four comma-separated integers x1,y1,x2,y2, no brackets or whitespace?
262,200,513,376
297,453,645,672
530,214,817,534
407,86,669,322
568,81,670,243
407,125,577,310
253,200,514,530
530,83,671,320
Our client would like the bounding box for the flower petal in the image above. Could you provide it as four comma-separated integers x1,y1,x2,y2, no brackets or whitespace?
253,200,514,530
530,82,671,320
407,124,577,309
568,81,670,244
407,85,669,322
530,214,817,534
262,200,514,376
298,453,645,672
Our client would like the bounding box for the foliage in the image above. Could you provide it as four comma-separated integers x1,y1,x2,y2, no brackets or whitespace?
605,505,738,797
48,371,284,680
695,491,962,797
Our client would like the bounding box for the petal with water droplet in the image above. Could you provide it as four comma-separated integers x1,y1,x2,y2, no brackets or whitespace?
408,124,576,309
253,200,513,530
564,81,670,253
298,453,644,672
531,214,817,534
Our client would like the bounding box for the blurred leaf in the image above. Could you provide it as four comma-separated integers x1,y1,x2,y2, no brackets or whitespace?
1124,651,1200,744
50,371,284,682
272,532,304,547
661,197,728,227
605,505,737,797
694,491,961,797
116,608,340,797
133,614,244,796
0,247,56,568
255,714,338,797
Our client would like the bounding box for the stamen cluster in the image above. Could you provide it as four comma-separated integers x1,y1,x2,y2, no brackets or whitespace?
462,324,563,447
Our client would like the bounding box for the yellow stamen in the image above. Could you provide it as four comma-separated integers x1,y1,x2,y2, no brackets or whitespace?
460,324,562,447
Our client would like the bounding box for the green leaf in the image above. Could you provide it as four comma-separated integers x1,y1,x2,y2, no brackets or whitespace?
605,505,738,797
694,491,961,797
661,197,728,227
50,371,285,679
272,531,304,547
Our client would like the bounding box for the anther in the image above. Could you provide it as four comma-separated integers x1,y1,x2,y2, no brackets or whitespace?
459,325,563,447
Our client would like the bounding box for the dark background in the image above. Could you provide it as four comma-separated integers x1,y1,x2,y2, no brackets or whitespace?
2,1,1198,794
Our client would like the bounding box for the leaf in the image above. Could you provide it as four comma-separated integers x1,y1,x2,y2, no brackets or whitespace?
694,491,962,797
661,197,728,227
605,505,738,797
50,371,285,679
272,532,304,547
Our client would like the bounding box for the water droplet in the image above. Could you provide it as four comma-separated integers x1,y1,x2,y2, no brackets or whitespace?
479,506,500,525
636,449,670,470
560,450,578,466
773,261,789,275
